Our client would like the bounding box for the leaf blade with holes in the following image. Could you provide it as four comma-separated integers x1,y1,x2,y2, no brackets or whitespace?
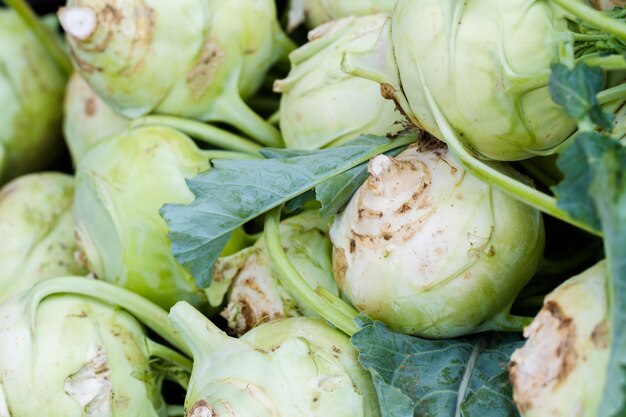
351,320,523,417
162,132,418,287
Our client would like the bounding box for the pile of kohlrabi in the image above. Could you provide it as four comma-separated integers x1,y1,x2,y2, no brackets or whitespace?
0,0,624,415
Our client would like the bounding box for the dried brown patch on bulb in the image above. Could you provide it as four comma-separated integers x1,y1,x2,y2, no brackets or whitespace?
187,400,218,417
509,301,577,413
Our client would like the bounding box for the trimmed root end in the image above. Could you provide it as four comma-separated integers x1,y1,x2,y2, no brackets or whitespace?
58,6,98,40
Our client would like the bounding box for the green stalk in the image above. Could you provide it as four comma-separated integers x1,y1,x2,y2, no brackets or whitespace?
167,405,185,417
203,150,262,160
572,33,610,41
577,53,626,70
25,277,191,357
147,340,193,371
3,0,73,75
551,0,626,40
598,83,626,105
516,160,557,188
264,207,359,336
268,109,281,126
131,116,263,154
419,69,602,236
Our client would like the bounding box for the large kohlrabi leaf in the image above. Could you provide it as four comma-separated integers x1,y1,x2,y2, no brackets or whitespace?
552,131,607,231
351,320,523,417
549,63,613,130
549,61,626,417
162,133,417,287
316,146,407,219
569,134,626,417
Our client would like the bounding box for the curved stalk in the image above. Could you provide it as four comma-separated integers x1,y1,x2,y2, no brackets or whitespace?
419,69,602,236
25,277,191,357
598,83,626,105
202,150,262,160
264,207,359,336
167,405,185,417
3,0,73,75
131,116,262,154
577,53,626,70
552,0,626,41
147,340,193,371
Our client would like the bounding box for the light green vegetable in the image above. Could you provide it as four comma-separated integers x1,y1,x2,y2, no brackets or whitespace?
74,126,249,311
209,209,338,336
63,73,129,165
274,15,405,149
59,0,293,146
0,10,66,182
0,279,192,417
330,144,545,337
170,301,380,417
0,173,86,303
343,0,579,161
286,0,396,30
510,261,610,417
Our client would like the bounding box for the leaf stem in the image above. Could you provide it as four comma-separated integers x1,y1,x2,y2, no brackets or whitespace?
454,338,484,417
264,207,359,336
131,115,263,154
25,277,192,357
577,53,626,70
419,71,602,236
598,83,626,105
3,0,73,75
552,0,626,40
146,339,193,371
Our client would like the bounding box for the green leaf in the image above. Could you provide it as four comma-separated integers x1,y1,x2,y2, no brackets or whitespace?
351,321,523,417
162,133,417,287
552,131,606,232
579,135,626,417
316,147,407,219
549,63,614,130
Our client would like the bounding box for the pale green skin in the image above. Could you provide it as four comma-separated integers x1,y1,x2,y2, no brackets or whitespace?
63,0,291,129
170,302,380,417
510,261,610,417
0,173,87,303
0,293,167,417
330,146,545,337
74,126,213,310
0,11,66,182
208,209,339,335
393,0,577,160
344,0,577,161
63,73,129,165
288,0,397,30
276,15,404,149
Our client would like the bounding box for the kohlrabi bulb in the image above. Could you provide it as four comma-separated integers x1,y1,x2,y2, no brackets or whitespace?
510,261,610,417
0,11,66,182
343,0,577,161
330,144,545,337
58,0,292,145
169,301,380,417
287,0,396,30
0,173,87,303
208,209,338,336
274,15,405,149
74,126,244,310
63,73,129,164
0,291,168,416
